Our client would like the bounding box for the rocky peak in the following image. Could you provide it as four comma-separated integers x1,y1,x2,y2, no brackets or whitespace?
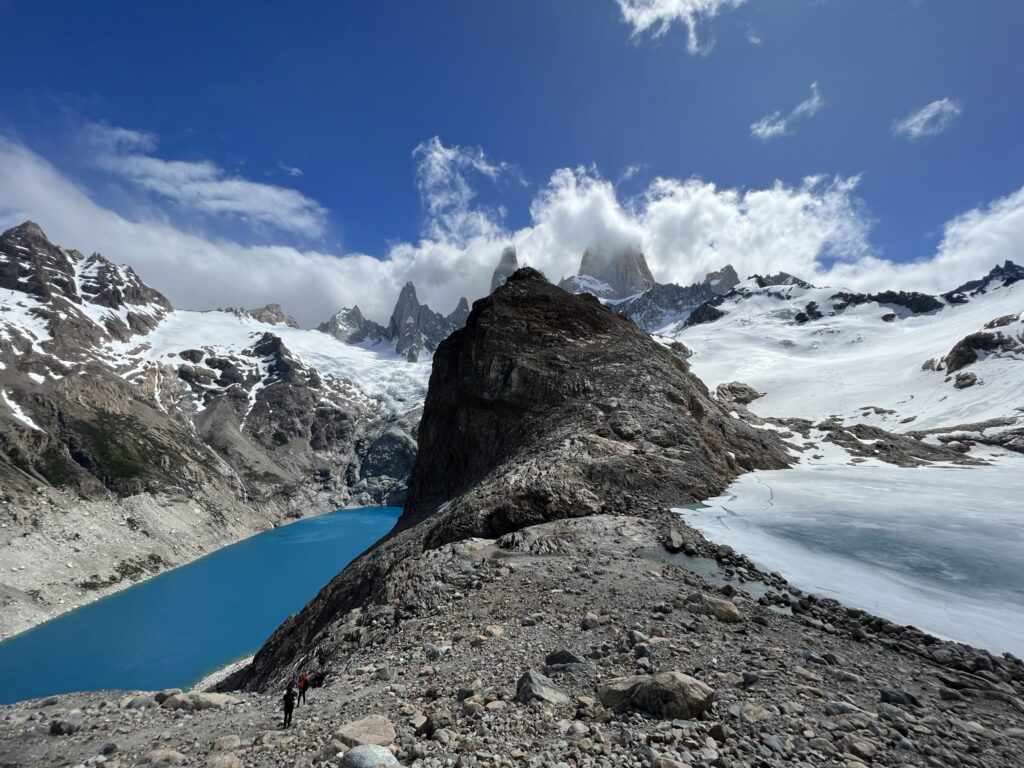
385,282,466,362
752,272,813,289
238,303,300,328
945,260,1024,302
703,264,740,294
573,244,656,299
448,296,471,326
317,305,387,345
490,245,519,293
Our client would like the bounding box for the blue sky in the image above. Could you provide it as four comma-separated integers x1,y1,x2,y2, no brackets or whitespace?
1,1,1022,324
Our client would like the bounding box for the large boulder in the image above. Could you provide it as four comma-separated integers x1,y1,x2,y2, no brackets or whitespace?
684,592,742,622
516,670,571,706
336,714,396,747
597,671,715,719
161,692,235,711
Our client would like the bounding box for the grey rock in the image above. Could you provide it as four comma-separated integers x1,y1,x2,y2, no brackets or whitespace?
597,671,715,719
516,670,571,706
339,746,399,768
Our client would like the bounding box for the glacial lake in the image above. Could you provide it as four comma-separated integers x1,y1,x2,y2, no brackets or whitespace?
676,464,1024,657
0,506,400,705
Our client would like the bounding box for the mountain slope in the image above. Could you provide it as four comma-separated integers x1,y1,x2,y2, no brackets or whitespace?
667,268,1023,446
0,222,429,636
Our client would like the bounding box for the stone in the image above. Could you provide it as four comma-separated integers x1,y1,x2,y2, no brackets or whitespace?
653,757,692,768
684,592,741,622
207,757,243,768
212,734,242,750
336,714,397,747
416,710,454,738
546,648,586,666
154,688,182,704
339,745,399,768
597,671,715,719
581,612,601,630
516,670,571,706
880,688,923,708
127,694,157,709
144,751,188,766
49,714,83,735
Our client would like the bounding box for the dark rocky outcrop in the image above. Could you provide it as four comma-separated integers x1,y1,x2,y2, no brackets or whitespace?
683,296,727,327
944,260,1024,302
227,267,791,691
831,290,943,315
944,331,1020,373
704,264,741,294
386,283,469,362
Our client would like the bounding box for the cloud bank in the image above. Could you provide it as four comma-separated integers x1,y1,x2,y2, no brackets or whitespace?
2,131,1023,330
892,98,962,140
751,82,824,141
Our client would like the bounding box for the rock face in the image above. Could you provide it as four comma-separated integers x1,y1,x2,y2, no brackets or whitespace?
490,245,519,293
560,245,655,299
227,267,790,690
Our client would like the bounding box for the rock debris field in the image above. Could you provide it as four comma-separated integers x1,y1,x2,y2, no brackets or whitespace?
2,514,1023,768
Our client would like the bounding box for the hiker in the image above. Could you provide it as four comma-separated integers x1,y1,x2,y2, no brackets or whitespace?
282,685,296,728
298,672,309,705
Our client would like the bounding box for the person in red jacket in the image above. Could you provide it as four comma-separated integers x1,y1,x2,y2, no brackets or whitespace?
297,673,308,705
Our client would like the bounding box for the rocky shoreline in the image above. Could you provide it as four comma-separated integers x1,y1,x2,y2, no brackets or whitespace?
2,512,1023,767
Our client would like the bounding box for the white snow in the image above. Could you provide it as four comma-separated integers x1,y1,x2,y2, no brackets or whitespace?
105,310,430,414
670,280,1024,432
2,391,42,431
675,461,1024,656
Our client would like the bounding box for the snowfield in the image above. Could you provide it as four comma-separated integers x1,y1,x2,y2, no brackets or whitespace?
669,278,1023,432
105,309,431,414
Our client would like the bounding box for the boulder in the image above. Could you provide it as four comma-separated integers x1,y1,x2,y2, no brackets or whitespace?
340,744,399,767
336,714,397,747
48,714,83,735
144,751,188,766
516,670,571,706
212,734,242,750
684,592,741,622
597,671,715,719
546,649,586,667
207,757,244,768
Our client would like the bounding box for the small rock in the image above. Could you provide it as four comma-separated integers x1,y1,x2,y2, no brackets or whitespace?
339,745,399,768
516,670,571,706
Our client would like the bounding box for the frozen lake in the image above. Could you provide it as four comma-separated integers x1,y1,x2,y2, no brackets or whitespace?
675,463,1024,656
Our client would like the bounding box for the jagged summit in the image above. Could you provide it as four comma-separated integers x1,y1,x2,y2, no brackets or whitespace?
4,220,48,241
319,281,469,361
703,264,740,294
490,244,519,293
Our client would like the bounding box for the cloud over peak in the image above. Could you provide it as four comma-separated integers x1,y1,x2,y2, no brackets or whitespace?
892,98,962,140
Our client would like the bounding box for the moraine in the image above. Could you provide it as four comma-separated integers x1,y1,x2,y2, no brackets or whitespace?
0,506,399,706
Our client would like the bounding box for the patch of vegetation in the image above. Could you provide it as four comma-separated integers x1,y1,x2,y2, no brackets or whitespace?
77,553,168,590
272,430,290,446
37,446,78,487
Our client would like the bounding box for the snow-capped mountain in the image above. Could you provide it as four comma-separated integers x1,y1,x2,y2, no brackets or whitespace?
664,263,1023,451
317,282,469,362
0,222,429,635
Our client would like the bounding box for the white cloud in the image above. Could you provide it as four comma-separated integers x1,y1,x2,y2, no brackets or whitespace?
84,123,327,237
412,136,518,244
746,26,762,45
3,132,1023,334
892,98,962,140
615,0,747,54
278,163,303,177
751,82,824,141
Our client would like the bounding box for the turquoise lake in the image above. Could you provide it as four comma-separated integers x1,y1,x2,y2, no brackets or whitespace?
0,506,400,705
